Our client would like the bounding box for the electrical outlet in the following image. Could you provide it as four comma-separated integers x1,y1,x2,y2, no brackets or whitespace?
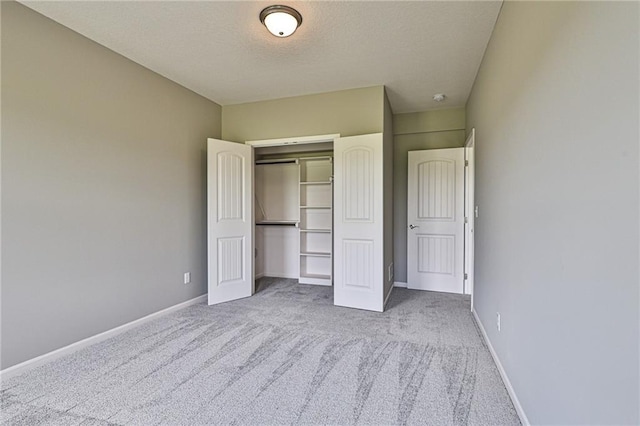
496,312,501,332
388,263,394,282
183,272,191,284
475,205,479,218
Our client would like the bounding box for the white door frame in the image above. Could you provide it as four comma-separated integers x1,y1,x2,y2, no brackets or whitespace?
404,130,476,302
464,128,476,310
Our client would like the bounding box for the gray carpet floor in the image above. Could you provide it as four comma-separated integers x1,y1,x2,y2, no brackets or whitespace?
1,278,520,425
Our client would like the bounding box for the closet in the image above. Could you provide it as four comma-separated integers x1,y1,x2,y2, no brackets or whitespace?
254,151,333,286
207,133,391,312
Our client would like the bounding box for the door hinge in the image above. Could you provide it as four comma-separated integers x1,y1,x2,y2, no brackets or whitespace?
464,273,468,280
464,217,468,223
465,160,469,167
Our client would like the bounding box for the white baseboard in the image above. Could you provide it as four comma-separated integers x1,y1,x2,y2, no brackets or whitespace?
0,294,207,382
255,272,265,279
472,309,530,426
394,281,407,288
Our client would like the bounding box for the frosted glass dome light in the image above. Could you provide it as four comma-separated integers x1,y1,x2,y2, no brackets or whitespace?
260,5,302,38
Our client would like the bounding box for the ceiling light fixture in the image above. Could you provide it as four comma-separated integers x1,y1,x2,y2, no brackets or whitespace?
260,5,302,38
433,94,446,102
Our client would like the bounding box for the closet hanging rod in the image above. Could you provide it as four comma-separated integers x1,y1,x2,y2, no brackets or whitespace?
256,221,299,226
255,158,299,165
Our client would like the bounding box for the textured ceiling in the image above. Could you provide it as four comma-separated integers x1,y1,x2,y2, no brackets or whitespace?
20,1,502,113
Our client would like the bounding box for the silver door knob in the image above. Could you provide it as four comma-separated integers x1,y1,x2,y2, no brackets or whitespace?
409,224,419,229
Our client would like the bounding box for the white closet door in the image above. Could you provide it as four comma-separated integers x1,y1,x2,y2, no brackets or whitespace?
334,133,384,312
207,138,254,305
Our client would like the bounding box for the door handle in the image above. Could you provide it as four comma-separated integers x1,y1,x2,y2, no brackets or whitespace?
409,224,419,229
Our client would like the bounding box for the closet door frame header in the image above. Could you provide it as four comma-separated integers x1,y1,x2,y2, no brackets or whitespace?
246,133,340,148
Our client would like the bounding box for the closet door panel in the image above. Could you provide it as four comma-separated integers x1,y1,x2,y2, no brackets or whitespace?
334,134,384,312
207,138,254,305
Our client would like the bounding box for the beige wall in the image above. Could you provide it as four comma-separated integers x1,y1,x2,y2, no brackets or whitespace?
392,108,466,283
466,2,638,424
1,2,222,369
221,86,384,142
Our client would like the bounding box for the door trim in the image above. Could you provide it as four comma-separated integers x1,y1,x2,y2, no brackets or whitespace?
464,128,476,309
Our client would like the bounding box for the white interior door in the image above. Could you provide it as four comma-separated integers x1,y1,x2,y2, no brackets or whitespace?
407,148,464,294
207,138,254,305
334,133,384,312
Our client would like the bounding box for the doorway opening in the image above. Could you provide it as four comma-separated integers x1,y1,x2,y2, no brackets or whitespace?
405,128,475,300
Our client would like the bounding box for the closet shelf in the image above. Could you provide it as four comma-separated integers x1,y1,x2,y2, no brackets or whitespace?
300,228,331,233
256,158,298,165
300,251,331,258
300,181,331,186
299,273,332,286
256,220,299,226
299,156,332,162
298,154,333,287
300,272,331,279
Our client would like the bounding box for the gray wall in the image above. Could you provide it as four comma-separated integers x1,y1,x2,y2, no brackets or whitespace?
466,2,639,424
392,108,466,283
1,2,222,369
